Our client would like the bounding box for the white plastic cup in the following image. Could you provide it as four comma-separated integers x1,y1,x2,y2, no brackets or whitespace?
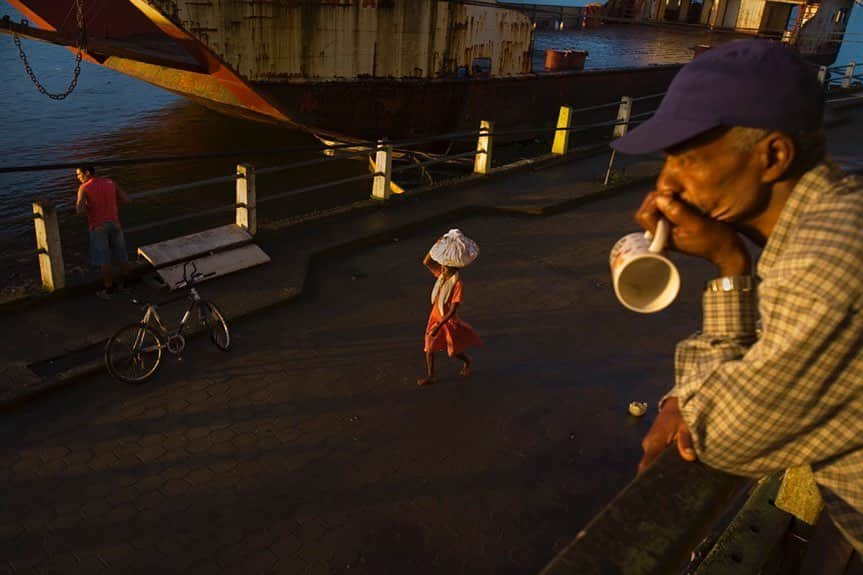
609,219,680,313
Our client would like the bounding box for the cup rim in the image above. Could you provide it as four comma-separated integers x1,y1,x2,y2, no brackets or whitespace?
612,252,681,313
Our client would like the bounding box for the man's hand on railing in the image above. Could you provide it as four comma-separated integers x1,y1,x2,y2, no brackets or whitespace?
638,397,697,475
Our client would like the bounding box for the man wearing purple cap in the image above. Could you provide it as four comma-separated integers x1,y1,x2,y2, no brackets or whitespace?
614,39,862,571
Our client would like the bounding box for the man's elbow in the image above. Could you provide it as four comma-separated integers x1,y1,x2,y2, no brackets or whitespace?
699,452,768,478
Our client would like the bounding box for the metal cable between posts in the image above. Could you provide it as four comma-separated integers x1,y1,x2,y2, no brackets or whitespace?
631,92,666,102
381,114,657,143
256,172,376,206
629,111,655,120
0,140,379,174
124,203,237,234
199,114,661,210
509,115,652,138
255,153,371,176
39,82,859,237
12,0,85,100
564,100,621,114
123,150,478,230
124,153,373,211
4,85,659,241
826,93,863,104
0,212,39,228
0,89,664,176
392,130,488,150
54,155,377,233
391,149,479,175
131,174,241,201
0,246,40,264
13,106,662,235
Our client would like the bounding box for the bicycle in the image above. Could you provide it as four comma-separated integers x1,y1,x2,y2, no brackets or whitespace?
104,262,230,384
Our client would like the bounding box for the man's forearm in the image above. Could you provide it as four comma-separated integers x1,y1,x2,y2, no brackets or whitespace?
675,289,857,476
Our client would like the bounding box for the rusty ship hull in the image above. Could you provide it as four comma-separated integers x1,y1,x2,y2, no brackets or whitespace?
7,0,681,141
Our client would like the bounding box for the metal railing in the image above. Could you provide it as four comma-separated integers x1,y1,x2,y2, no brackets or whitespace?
5,91,657,293
4,63,861,297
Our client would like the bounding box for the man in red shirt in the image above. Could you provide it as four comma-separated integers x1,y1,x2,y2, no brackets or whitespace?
75,165,132,299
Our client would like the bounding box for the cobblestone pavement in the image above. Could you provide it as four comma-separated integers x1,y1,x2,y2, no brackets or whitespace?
1,188,721,574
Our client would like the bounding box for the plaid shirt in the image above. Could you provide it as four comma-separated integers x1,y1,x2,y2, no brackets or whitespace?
669,163,863,551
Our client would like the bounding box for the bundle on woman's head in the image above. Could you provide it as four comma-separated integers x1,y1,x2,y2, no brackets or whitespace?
430,228,480,268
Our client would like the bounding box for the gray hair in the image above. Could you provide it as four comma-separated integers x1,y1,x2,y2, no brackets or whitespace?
728,126,826,176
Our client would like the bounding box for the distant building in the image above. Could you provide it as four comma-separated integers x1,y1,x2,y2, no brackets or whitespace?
602,0,854,64
501,3,590,30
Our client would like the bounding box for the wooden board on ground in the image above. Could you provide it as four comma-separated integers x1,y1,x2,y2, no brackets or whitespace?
138,224,251,267
156,244,271,290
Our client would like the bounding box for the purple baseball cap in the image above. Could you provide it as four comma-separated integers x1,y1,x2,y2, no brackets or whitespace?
611,39,823,154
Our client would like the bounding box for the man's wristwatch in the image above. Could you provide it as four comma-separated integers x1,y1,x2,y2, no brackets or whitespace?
705,275,754,293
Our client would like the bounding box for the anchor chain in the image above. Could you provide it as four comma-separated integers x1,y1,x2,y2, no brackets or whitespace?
13,0,86,100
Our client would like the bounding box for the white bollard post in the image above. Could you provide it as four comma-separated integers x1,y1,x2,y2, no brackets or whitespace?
474,120,493,175
32,202,65,292
612,96,633,139
371,139,393,200
817,65,828,86
842,61,856,89
552,106,573,156
605,96,633,186
236,163,257,236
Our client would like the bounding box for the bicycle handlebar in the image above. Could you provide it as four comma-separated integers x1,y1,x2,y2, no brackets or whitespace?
173,270,216,290
120,266,217,307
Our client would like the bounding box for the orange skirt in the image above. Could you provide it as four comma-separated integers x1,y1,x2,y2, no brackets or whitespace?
424,314,482,356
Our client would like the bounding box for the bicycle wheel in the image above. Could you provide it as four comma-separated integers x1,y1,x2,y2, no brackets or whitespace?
105,323,164,384
199,300,230,351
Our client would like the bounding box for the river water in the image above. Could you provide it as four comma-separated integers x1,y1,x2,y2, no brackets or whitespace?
0,0,861,293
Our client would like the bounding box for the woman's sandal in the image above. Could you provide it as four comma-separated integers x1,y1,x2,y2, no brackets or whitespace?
417,377,435,387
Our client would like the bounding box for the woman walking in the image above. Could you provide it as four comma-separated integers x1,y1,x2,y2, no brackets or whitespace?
418,230,482,387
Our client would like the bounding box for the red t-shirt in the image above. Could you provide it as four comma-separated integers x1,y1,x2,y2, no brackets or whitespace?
79,176,120,230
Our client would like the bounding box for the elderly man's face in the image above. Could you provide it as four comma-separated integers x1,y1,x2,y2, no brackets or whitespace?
656,128,767,226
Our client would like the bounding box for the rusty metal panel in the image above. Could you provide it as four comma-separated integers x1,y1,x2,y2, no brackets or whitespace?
155,0,533,81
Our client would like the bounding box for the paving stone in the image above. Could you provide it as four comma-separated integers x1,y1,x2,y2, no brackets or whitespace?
5,558,41,575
